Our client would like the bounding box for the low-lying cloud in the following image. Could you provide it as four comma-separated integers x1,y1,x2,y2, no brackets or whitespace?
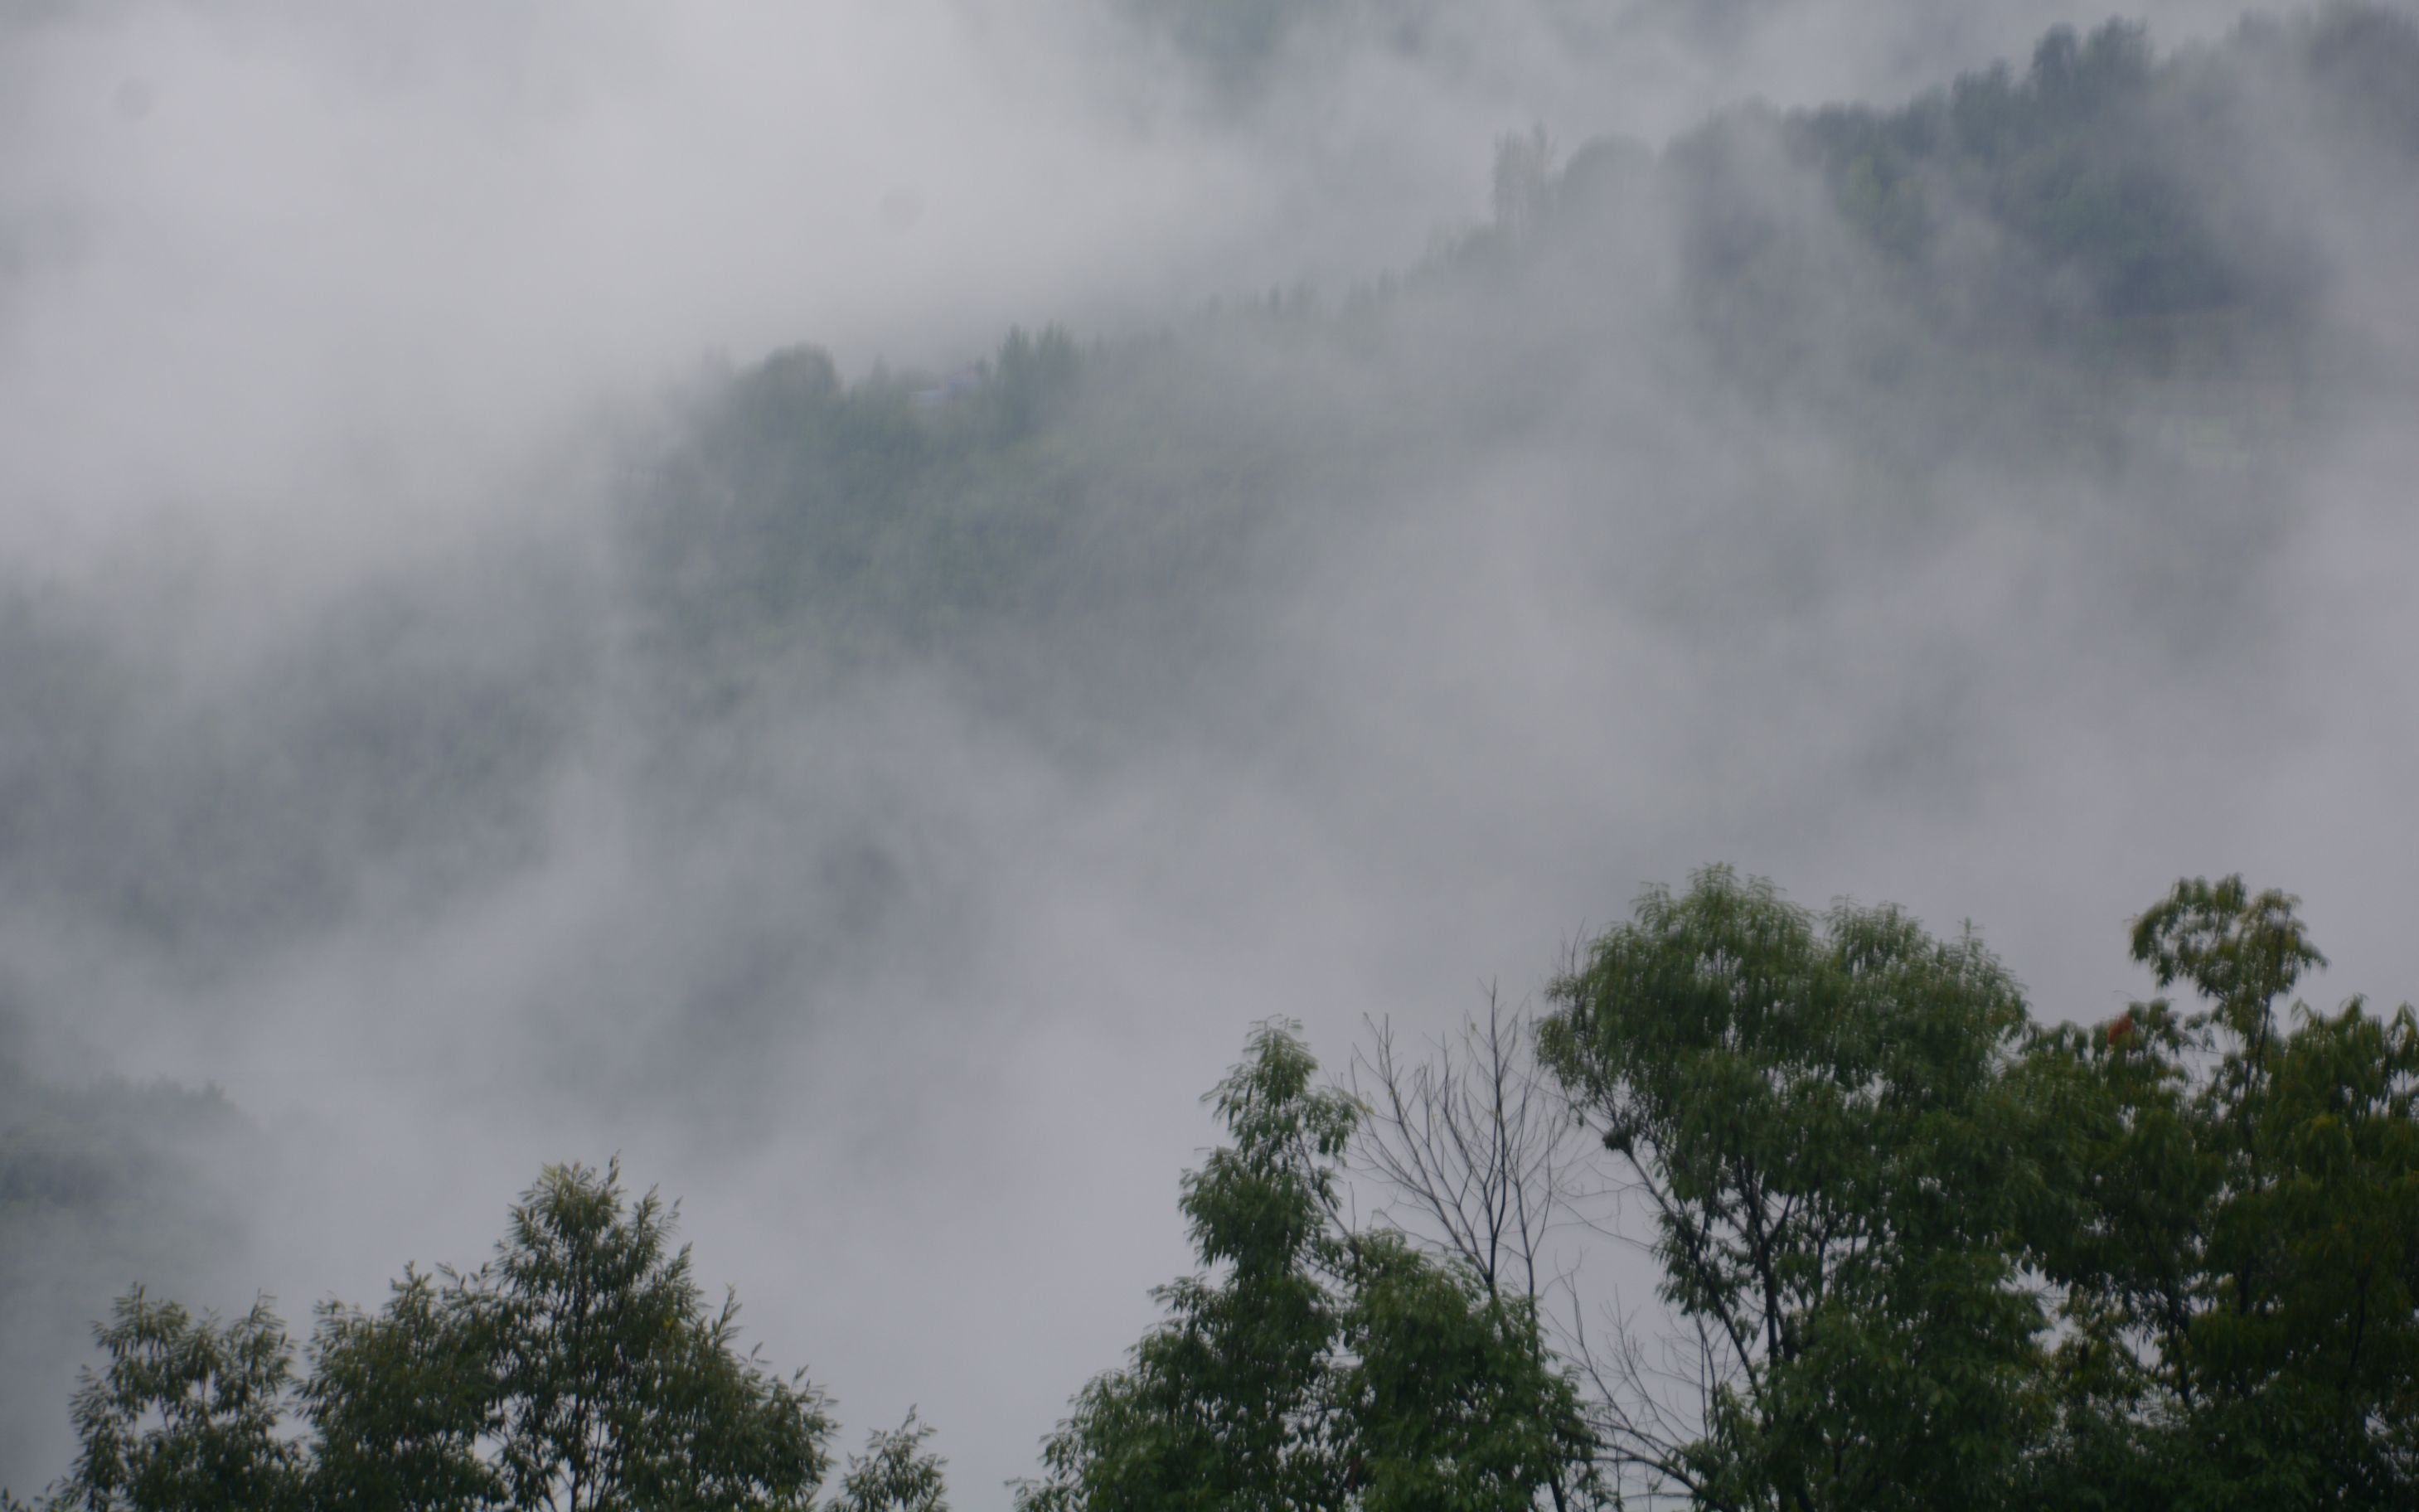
5,2,2416,1503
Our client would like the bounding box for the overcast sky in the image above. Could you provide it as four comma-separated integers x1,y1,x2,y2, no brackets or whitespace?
5,2,2416,1504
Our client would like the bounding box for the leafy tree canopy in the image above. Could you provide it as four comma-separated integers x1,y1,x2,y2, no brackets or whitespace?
1017,1020,1589,1512
1537,867,2419,1510
1539,866,2047,1512
2021,877,2419,1506
12,1161,854,1512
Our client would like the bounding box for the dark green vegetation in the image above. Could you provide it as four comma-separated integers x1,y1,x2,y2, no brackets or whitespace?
13,871,2412,1509
2023,880,2419,1505
1548,870,2419,1508
3,1162,936,1512
1539,875,2046,1509
1015,1024,1588,1512
7,5,2419,1505
1003,870,2416,1510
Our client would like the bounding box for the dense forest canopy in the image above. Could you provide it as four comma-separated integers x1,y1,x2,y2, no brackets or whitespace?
628,3,2419,710
4,2,2418,1504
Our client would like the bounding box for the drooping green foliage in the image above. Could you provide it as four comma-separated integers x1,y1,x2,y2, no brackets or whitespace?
1019,1020,1587,1512
836,1409,948,1512
54,1292,303,1512
303,1265,503,1512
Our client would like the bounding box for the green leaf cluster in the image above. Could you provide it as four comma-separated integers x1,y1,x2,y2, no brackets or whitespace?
836,1409,948,1512
1019,1020,1589,1512
17,1161,838,1512
1540,867,2419,1509
2022,879,2419,1506
1539,867,2046,1512
57,1292,301,1512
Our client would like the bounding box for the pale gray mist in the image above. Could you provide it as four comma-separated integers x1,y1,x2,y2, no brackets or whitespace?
3,2,2415,1505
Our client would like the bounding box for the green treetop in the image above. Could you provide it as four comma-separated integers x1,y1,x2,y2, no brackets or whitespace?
17,1161,846,1512
1018,1020,1588,1512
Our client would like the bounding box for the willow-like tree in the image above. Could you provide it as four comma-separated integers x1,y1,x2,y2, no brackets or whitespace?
44,1293,303,1512
836,1409,949,1512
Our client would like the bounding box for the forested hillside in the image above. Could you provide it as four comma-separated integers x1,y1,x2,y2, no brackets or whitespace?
3,5,2417,1504
632,6,2419,712
0,1040,252,1477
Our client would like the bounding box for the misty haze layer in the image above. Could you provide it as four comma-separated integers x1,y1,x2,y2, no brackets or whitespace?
4,2,2417,1503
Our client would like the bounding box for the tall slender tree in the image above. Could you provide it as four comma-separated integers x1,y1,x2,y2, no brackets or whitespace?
1020,1020,1587,1512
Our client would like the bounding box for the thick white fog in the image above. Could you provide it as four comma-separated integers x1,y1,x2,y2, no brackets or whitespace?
4,1,2416,1504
